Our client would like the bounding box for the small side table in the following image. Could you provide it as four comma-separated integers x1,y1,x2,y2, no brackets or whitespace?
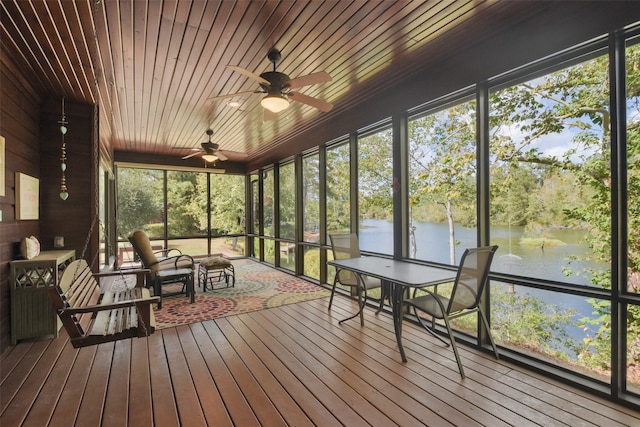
10,249,76,344
198,256,235,291
154,268,194,309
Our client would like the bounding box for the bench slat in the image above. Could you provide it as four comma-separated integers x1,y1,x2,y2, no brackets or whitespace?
48,259,159,348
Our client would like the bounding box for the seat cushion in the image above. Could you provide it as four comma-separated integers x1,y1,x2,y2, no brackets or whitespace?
156,268,193,279
200,256,232,270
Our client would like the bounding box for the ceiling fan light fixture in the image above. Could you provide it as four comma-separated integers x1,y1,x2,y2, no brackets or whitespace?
261,94,289,113
202,153,218,162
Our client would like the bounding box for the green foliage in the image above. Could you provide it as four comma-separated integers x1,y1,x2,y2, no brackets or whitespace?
304,248,320,280
118,168,245,240
358,129,394,219
116,168,163,238
209,174,245,235
279,163,296,239
167,171,201,236
326,143,351,232
492,287,580,361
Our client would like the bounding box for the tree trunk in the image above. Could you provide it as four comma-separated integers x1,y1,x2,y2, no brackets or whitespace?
447,198,455,265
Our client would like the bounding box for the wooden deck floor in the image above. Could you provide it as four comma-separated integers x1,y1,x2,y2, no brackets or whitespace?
2,295,639,426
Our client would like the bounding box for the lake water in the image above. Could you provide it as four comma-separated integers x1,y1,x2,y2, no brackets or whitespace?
359,218,607,352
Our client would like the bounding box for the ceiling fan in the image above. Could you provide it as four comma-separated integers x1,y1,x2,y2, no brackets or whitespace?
181,129,227,163
209,48,333,116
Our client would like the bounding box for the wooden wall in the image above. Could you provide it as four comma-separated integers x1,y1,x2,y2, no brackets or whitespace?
0,48,42,353
0,50,98,354
39,98,98,270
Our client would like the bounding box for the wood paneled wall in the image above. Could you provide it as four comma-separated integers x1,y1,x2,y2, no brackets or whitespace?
0,49,41,353
0,50,98,354
39,98,98,269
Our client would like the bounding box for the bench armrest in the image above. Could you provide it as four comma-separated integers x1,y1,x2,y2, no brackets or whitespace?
61,296,160,315
94,268,150,287
94,268,150,277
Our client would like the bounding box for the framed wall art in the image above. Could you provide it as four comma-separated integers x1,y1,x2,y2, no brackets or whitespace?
15,172,39,220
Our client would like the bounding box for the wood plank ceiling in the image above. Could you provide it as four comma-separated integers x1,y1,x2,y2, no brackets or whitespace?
0,1,629,172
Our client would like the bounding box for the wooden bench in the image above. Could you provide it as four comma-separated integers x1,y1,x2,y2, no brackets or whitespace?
48,259,160,348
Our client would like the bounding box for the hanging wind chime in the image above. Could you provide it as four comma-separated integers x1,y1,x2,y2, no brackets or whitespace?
59,97,69,200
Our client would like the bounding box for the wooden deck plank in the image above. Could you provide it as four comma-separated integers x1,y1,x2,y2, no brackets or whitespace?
101,339,132,427
248,308,403,427
282,299,513,427
2,293,640,427
260,304,462,427
128,337,153,427
200,319,287,427
0,340,37,384
75,341,115,426
190,321,260,427
147,331,180,427
0,339,53,414
215,316,316,426
204,312,369,426
47,343,97,426
337,299,585,426
306,297,584,426
174,324,233,427
21,340,77,426
160,327,208,427
238,311,436,425
506,368,640,426
0,337,67,425
223,314,343,426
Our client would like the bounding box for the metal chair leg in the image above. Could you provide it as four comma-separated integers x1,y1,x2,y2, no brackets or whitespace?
443,316,465,379
328,277,338,310
413,308,450,347
338,285,367,325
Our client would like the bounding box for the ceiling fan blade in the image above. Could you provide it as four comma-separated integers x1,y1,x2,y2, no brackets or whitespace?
182,151,203,160
218,149,248,161
172,146,200,151
206,90,258,103
289,91,333,112
286,71,332,89
215,151,228,161
227,65,271,86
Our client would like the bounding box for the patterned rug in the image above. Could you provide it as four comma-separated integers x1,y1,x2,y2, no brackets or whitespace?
149,258,330,329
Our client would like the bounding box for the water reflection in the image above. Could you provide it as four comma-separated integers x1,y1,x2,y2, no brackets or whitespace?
360,218,608,287
359,218,608,356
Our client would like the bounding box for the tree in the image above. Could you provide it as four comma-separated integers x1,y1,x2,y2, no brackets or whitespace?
326,143,351,233
167,171,202,236
116,168,163,238
358,129,394,220
409,100,477,263
487,46,640,378
209,174,245,235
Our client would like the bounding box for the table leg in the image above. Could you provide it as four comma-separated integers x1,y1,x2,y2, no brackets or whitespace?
391,282,408,362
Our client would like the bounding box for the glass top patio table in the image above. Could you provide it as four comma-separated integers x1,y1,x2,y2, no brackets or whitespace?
328,256,456,362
